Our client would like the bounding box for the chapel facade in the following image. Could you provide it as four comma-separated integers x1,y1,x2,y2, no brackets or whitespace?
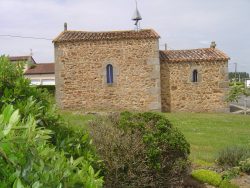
53,29,229,112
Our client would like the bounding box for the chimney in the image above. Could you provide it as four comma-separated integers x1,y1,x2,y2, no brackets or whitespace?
210,41,216,49
64,22,68,31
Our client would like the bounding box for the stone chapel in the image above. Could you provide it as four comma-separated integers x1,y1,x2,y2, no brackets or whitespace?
53,27,229,112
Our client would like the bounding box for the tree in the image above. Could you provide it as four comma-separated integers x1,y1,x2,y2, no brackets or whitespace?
227,82,250,103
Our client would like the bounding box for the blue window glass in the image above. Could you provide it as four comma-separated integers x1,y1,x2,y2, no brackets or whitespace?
192,69,198,82
106,64,113,84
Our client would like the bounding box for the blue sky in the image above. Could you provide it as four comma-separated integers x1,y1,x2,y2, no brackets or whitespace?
0,0,249,73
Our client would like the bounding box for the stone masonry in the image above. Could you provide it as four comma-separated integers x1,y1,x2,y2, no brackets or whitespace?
160,60,229,112
54,30,162,112
54,29,229,112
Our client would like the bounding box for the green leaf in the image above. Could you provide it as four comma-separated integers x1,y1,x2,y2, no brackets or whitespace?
32,181,42,188
3,109,20,136
12,178,24,188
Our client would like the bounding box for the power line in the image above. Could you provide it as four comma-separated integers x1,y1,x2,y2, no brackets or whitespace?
0,34,52,41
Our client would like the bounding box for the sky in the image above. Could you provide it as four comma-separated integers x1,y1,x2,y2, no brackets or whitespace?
0,0,250,73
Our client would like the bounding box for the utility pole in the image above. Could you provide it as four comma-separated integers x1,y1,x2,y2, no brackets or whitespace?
234,63,237,82
244,79,247,115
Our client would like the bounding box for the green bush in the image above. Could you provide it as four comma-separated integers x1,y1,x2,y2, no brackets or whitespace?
0,55,101,166
239,158,250,174
0,55,103,186
0,105,103,187
217,146,250,168
191,169,222,186
88,112,190,187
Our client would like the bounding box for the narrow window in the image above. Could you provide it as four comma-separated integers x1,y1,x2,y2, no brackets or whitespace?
192,69,198,82
106,64,113,84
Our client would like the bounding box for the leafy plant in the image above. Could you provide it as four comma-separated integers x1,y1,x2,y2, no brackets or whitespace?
0,105,103,187
0,55,103,187
191,169,222,186
227,82,250,102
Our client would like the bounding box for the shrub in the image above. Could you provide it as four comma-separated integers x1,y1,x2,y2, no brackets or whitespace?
0,55,101,168
239,158,250,174
217,146,250,168
191,169,222,186
0,105,103,187
88,112,190,187
0,55,104,185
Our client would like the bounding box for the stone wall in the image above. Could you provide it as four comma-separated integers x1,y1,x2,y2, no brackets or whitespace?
160,60,229,112
54,38,161,112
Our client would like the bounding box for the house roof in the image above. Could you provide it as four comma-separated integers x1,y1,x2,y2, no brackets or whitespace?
9,56,36,64
25,63,55,75
160,48,230,63
53,29,160,43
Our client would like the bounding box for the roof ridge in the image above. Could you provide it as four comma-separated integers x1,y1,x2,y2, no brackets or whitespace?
160,48,230,62
64,28,155,33
160,48,213,52
53,28,160,42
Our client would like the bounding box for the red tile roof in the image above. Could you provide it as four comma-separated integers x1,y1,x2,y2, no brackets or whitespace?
25,63,54,75
53,29,160,43
160,48,230,63
9,56,36,63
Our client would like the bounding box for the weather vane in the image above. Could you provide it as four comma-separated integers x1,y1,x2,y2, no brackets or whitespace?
132,0,142,31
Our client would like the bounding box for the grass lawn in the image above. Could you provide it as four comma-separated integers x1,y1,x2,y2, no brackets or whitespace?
165,113,250,162
60,111,250,163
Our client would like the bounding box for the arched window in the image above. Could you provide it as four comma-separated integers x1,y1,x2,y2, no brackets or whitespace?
192,69,198,82
106,64,113,84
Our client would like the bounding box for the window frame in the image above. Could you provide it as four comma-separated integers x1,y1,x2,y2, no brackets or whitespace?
106,64,114,84
192,69,198,83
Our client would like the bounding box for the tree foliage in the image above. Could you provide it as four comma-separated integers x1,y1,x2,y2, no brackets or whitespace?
229,72,249,82
227,82,250,102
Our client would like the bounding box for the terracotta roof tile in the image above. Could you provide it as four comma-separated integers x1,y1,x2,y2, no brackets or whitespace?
25,63,54,75
53,29,160,42
160,48,230,63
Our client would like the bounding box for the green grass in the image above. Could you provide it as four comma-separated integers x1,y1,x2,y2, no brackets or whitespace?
165,113,250,162
60,111,250,163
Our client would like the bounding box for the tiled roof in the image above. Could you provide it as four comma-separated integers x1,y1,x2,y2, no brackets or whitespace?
25,63,54,75
9,56,36,63
53,29,160,42
160,48,230,63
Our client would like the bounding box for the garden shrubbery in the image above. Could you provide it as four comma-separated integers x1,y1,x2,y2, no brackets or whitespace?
0,55,103,187
88,112,190,187
0,55,192,187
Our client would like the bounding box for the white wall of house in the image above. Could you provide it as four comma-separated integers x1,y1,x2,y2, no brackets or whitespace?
25,74,55,85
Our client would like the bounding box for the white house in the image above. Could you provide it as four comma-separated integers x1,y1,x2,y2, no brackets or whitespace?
9,56,55,85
